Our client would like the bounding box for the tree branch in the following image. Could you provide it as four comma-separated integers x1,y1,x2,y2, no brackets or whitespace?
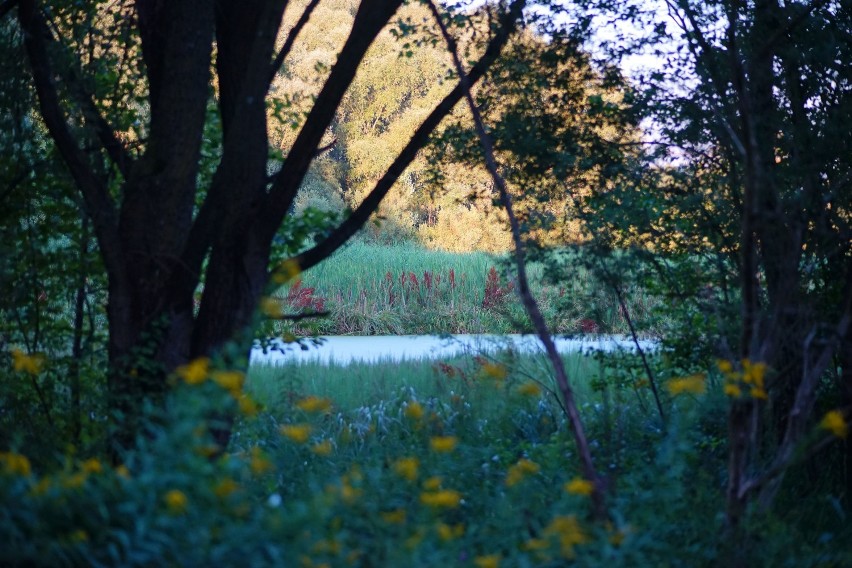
426,0,607,520
268,0,322,88
292,4,523,272
18,0,124,278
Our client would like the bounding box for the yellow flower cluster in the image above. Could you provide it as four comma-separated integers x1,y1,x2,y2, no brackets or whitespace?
311,439,333,456
249,447,274,475
280,423,313,444
404,401,424,420
666,373,706,396
505,458,540,487
177,357,209,385
543,515,588,558
564,477,594,496
517,382,542,397
213,477,239,498
272,259,301,285
11,349,45,375
473,554,501,568
380,508,406,524
429,435,458,453
719,359,768,400
212,370,245,397
436,522,464,541
164,489,188,514
481,362,508,381
419,489,461,509
392,457,419,482
820,410,848,439
0,452,32,476
258,296,283,318
296,396,332,414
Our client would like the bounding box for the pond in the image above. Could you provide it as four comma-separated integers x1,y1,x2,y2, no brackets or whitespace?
250,334,658,366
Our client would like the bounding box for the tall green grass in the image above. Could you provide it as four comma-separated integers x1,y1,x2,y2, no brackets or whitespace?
268,242,662,336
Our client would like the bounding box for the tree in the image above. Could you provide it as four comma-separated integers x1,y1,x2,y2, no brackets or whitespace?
9,0,527,453
587,0,852,530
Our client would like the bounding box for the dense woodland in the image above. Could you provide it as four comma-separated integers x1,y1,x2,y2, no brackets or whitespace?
1,0,851,565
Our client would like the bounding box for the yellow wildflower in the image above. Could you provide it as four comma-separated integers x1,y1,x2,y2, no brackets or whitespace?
177,357,209,385
116,465,130,478
820,410,848,439
750,386,768,400
522,538,550,551
0,452,31,476
393,457,419,482
239,395,260,417
164,489,188,514
517,382,542,397
742,359,767,387
212,370,245,397
11,349,44,375
564,477,594,496
296,396,332,414
80,458,102,474
404,401,424,420
419,489,461,509
481,362,508,381
429,435,458,453
716,359,733,374
259,296,283,317
380,508,407,524
422,476,442,490
213,478,239,498
505,458,540,487
474,554,501,568
723,383,742,398
544,515,588,558
273,259,301,284
249,447,274,475
280,423,312,444
667,374,706,396
311,439,333,456
436,522,464,541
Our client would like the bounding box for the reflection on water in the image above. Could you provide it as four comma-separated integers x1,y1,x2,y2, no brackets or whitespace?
250,334,658,366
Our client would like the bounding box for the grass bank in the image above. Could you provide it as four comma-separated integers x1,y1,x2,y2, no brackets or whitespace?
266,242,661,336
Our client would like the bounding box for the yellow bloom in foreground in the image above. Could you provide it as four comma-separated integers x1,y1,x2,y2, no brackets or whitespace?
505,458,540,487
249,448,274,475
419,489,461,509
80,458,102,475
750,386,768,400
177,357,209,385
213,478,239,498
481,362,508,381
273,259,301,284
392,457,420,482
820,410,848,439
716,359,733,374
517,382,542,397
212,370,245,397
164,489,188,514
544,515,588,558
436,522,464,541
521,538,550,552
0,452,32,476
239,395,260,417
422,476,442,490
280,423,312,444
723,382,742,398
116,465,130,479
380,508,407,524
742,359,767,387
429,435,458,453
564,477,594,496
404,401,424,420
259,296,283,317
667,374,706,396
11,349,45,375
474,554,501,568
311,439,333,456
296,396,332,414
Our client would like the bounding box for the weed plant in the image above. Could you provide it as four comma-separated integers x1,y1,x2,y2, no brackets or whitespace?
3,349,850,566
